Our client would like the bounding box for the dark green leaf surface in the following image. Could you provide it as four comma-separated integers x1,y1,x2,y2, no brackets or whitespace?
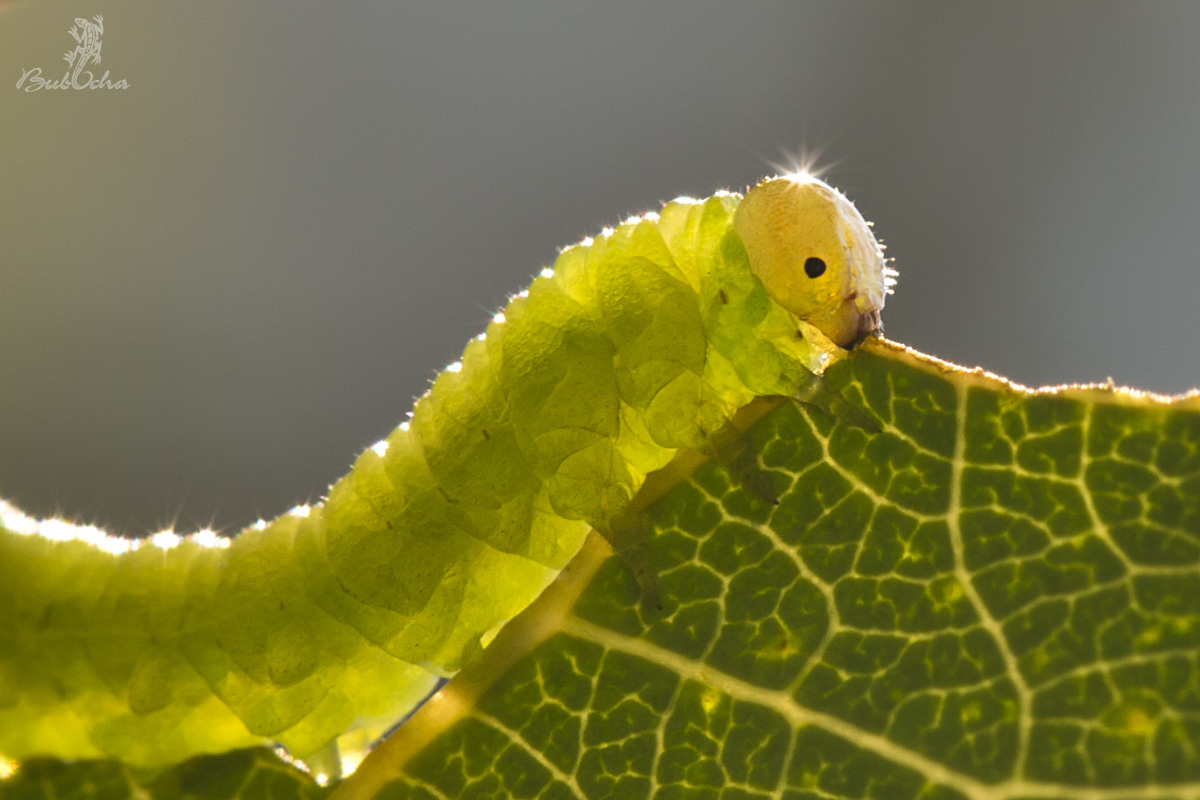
368,344,1200,800
0,748,328,800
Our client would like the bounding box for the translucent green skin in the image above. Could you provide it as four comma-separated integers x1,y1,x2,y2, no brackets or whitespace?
0,192,831,767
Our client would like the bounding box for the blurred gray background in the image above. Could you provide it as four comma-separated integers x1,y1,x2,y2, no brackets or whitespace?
2,2,1198,534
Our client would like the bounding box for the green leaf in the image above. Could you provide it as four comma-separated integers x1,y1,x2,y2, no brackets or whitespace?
332,340,1200,800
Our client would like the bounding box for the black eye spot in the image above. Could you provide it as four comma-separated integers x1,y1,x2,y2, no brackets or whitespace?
804,257,826,279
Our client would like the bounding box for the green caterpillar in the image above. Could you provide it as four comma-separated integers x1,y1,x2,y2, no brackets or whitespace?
0,173,893,772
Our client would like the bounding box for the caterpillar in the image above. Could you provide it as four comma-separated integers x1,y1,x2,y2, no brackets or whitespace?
0,173,894,771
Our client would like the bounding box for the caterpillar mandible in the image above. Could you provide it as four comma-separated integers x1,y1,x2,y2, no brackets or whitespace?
0,173,894,770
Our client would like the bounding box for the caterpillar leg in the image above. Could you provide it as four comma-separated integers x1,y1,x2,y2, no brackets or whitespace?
792,370,881,434
303,739,342,782
601,508,661,609
703,423,780,506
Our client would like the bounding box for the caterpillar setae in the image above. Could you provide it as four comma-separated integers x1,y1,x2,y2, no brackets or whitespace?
0,173,894,771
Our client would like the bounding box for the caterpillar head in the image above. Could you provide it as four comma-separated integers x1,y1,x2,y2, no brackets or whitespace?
733,173,893,348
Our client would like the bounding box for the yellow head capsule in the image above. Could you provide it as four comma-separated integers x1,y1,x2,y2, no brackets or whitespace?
733,173,890,348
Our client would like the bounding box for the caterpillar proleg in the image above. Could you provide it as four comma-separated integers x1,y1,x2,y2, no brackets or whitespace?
0,173,892,770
